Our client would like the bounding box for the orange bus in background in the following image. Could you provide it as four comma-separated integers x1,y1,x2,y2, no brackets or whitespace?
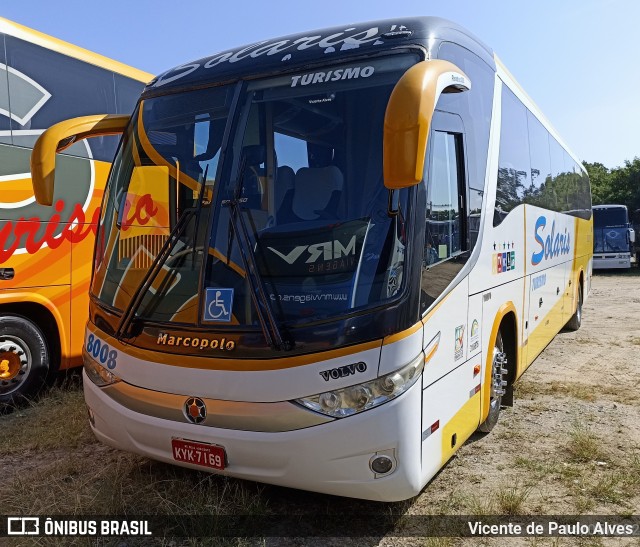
0,18,151,405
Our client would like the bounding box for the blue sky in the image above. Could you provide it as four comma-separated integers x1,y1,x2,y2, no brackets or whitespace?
2,0,638,168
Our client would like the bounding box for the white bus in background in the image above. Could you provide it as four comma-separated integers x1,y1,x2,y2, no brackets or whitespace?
593,205,636,270
593,204,635,269
31,17,592,501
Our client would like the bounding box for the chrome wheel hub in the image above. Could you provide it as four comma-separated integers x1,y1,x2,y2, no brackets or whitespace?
491,350,508,400
0,336,31,395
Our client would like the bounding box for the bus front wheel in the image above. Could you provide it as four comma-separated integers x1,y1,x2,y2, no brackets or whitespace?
478,331,507,433
0,315,49,407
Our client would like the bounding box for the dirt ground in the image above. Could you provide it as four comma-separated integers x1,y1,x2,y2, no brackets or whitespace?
399,270,640,545
1,271,639,546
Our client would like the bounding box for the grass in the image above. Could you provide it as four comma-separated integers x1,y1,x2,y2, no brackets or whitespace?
0,374,95,455
445,482,532,516
1,274,638,546
587,475,624,504
1,381,419,541
494,482,531,515
573,495,596,513
513,379,542,398
513,378,640,407
2,450,273,517
0,378,278,543
565,424,604,464
421,539,455,547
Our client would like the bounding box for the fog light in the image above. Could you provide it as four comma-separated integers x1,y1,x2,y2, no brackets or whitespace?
370,454,394,475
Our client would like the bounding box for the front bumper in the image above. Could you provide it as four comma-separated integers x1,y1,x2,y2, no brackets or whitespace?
84,371,424,502
593,255,631,269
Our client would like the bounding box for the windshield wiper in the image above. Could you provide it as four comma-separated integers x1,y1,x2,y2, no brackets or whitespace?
115,207,195,339
224,156,291,351
191,163,210,264
116,157,217,340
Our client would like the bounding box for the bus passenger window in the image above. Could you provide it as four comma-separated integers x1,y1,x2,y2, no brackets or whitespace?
425,131,462,265
494,87,531,226
421,130,466,312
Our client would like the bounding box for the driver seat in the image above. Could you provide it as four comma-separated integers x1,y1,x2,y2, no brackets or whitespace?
291,166,343,221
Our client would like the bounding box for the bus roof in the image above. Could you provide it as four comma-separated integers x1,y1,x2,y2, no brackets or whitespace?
593,204,628,210
145,16,494,94
0,17,153,83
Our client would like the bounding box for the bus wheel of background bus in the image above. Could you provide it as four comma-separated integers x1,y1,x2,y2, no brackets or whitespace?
0,315,49,407
565,283,583,332
478,331,508,433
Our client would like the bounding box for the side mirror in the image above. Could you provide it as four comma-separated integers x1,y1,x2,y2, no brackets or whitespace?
31,114,130,206
630,228,636,244
383,60,470,189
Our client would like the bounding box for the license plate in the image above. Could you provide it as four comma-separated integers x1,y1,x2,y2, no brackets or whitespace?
171,438,226,470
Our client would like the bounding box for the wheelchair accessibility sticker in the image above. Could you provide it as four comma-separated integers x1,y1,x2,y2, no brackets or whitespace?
203,288,234,322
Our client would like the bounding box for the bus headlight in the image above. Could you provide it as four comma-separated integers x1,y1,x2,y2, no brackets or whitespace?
83,351,122,387
294,354,424,418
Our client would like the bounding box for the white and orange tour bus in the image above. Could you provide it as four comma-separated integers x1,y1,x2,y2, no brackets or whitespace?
0,18,151,405
31,17,592,501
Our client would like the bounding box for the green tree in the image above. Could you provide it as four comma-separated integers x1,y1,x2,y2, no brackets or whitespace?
584,158,640,213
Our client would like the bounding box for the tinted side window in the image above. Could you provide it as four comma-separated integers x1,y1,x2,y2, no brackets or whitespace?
421,130,466,312
525,111,556,210
561,152,579,213
494,86,531,226
547,135,564,215
579,169,592,219
425,131,463,263
437,43,493,193
437,42,494,249
539,138,591,220
468,187,483,249
563,154,591,219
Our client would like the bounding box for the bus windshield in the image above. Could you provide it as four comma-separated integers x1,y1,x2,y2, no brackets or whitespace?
593,206,628,228
92,53,418,330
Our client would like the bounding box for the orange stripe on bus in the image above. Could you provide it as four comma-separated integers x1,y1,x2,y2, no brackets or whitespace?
382,321,422,345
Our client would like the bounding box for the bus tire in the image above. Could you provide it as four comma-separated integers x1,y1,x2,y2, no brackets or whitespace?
0,315,49,407
565,283,582,332
478,330,507,433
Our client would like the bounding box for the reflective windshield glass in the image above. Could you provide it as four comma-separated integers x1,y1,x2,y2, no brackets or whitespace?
593,207,628,228
91,54,418,328
205,55,417,325
593,207,629,253
92,85,232,324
